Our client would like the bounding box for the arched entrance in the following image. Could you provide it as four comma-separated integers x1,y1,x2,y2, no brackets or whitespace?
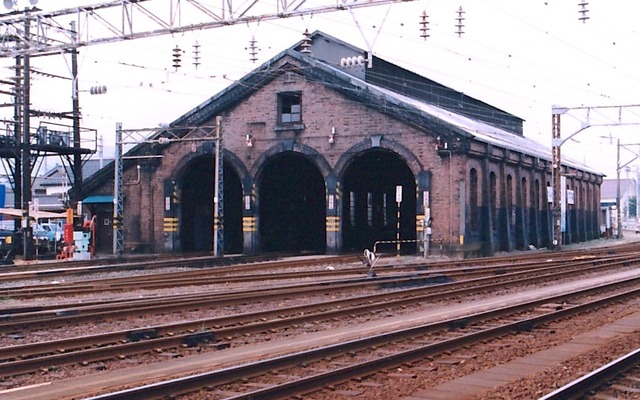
258,152,326,253
177,156,243,253
341,149,416,252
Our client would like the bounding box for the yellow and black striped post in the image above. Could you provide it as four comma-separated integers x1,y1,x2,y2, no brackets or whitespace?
242,216,256,233
163,217,178,233
326,216,340,233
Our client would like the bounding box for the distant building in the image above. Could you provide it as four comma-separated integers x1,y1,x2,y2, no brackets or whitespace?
600,178,637,232
31,158,113,213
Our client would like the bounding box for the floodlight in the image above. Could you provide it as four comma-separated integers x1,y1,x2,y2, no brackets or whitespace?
29,0,38,5
3,0,16,10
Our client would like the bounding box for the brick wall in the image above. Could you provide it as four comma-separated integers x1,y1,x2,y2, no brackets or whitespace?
91,60,601,255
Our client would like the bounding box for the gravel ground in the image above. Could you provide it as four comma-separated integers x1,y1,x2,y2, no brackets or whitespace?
3,237,640,398
301,298,640,400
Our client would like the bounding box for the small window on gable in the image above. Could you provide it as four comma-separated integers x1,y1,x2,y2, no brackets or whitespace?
278,92,302,124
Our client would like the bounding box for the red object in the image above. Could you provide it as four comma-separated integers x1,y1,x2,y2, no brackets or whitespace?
63,223,74,244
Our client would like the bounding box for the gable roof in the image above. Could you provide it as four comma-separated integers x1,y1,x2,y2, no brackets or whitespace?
297,31,524,135
601,178,636,202
82,32,601,194
36,159,113,190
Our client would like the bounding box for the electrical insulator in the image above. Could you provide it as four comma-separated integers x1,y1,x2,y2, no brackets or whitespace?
419,10,430,40
192,41,201,69
89,85,107,95
247,36,259,63
578,1,589,23
455,6,465,37
300,29,312,54
172,46,182,70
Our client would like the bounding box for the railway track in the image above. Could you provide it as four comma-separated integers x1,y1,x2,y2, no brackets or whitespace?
0,253,353,287
2,243,640,399
2,245,639,300
11,268,639,400
2,239,639,290
2,252,640,383
0,251,294,274
0,255,362,298
540,347,640,400
1,251,638,326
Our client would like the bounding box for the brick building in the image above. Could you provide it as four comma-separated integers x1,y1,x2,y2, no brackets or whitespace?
82,31,603,257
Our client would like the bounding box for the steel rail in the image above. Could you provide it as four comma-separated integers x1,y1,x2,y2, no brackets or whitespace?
2,240,636,285
0,254,360,296
81,281,640,399
0,251,291,275
0,252,640,332
2,249,637,300
2,237,637,282
0,253,357,279
2,252,637,329
538,347,640,400
2,256,640,377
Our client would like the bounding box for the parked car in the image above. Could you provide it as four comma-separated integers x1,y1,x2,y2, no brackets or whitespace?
33,222,63,242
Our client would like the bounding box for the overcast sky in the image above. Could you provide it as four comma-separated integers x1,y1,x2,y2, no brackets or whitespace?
2,0,640,178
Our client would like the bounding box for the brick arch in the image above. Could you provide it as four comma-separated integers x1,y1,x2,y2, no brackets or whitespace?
334,137,425,181
250,141,333,188
168,148,249,187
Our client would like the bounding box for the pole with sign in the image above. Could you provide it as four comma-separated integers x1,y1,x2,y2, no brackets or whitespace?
396,185,402,257
423,190,430,258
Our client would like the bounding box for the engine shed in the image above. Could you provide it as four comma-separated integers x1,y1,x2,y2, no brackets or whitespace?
82,31,603,257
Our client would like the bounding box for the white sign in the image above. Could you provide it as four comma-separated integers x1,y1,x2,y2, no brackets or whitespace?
395,185,402,203
567,190,574,205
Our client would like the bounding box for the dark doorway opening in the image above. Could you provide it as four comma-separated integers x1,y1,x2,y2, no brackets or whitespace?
342,149,416,253
258,152,326,253
178,156,243,254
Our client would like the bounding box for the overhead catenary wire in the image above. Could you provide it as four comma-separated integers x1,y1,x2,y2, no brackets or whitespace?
0,0,637,153
74,2,640,108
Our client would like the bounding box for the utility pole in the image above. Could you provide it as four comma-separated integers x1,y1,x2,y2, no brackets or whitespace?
614,141,640,239
113,122,123,256
71,21,82,204
637,165,640,225
20,10,31,259
13,55,22,219
213,116,223,257
616,138,621,239
551,109,562,249
551,104,640,250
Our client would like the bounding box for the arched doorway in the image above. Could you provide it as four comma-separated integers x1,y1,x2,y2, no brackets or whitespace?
341,149,416,253
178,156,243,253
258,152,326,253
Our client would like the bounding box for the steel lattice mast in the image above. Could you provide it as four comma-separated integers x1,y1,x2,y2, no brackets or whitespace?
0,0,415,58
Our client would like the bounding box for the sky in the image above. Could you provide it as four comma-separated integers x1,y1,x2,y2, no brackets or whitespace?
2,0,640,179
